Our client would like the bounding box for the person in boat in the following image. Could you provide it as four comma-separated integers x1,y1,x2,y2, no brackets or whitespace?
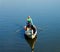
26,16,36,34
24,16,34,35
26,16,33,27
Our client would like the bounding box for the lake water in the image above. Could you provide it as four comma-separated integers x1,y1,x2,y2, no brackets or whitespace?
0,0,60,52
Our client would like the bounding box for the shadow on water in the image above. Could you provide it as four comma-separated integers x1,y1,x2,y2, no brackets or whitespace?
24,35,37,52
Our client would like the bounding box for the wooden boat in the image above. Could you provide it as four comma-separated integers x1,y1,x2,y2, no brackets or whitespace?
24,25,37,39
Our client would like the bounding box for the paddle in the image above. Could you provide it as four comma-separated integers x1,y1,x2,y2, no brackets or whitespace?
16,24,23,33
16,23,48,35
16,29,22,32
36,25,48,34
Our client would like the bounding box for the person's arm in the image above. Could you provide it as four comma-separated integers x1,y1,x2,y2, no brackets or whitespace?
31,18,33,25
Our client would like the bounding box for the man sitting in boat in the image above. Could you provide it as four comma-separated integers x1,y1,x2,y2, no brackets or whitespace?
26,16,33,27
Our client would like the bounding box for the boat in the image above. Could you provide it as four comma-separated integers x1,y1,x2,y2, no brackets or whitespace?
24,25,37,39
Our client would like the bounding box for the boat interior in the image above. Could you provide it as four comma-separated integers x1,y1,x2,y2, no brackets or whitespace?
27,25,36,34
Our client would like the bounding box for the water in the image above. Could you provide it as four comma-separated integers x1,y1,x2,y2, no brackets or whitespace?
0,0,60,52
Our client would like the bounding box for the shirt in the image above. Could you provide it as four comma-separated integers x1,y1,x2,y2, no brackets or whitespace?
27,18,33,25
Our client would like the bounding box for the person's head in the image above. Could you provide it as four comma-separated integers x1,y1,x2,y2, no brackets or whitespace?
28,16,30,18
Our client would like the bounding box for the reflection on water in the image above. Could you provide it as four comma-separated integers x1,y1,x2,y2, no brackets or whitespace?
24,35,37,52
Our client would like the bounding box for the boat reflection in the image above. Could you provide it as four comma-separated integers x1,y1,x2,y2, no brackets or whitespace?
24,35,37,52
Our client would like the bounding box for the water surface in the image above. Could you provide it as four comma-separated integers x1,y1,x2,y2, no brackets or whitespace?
0,0,60,52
